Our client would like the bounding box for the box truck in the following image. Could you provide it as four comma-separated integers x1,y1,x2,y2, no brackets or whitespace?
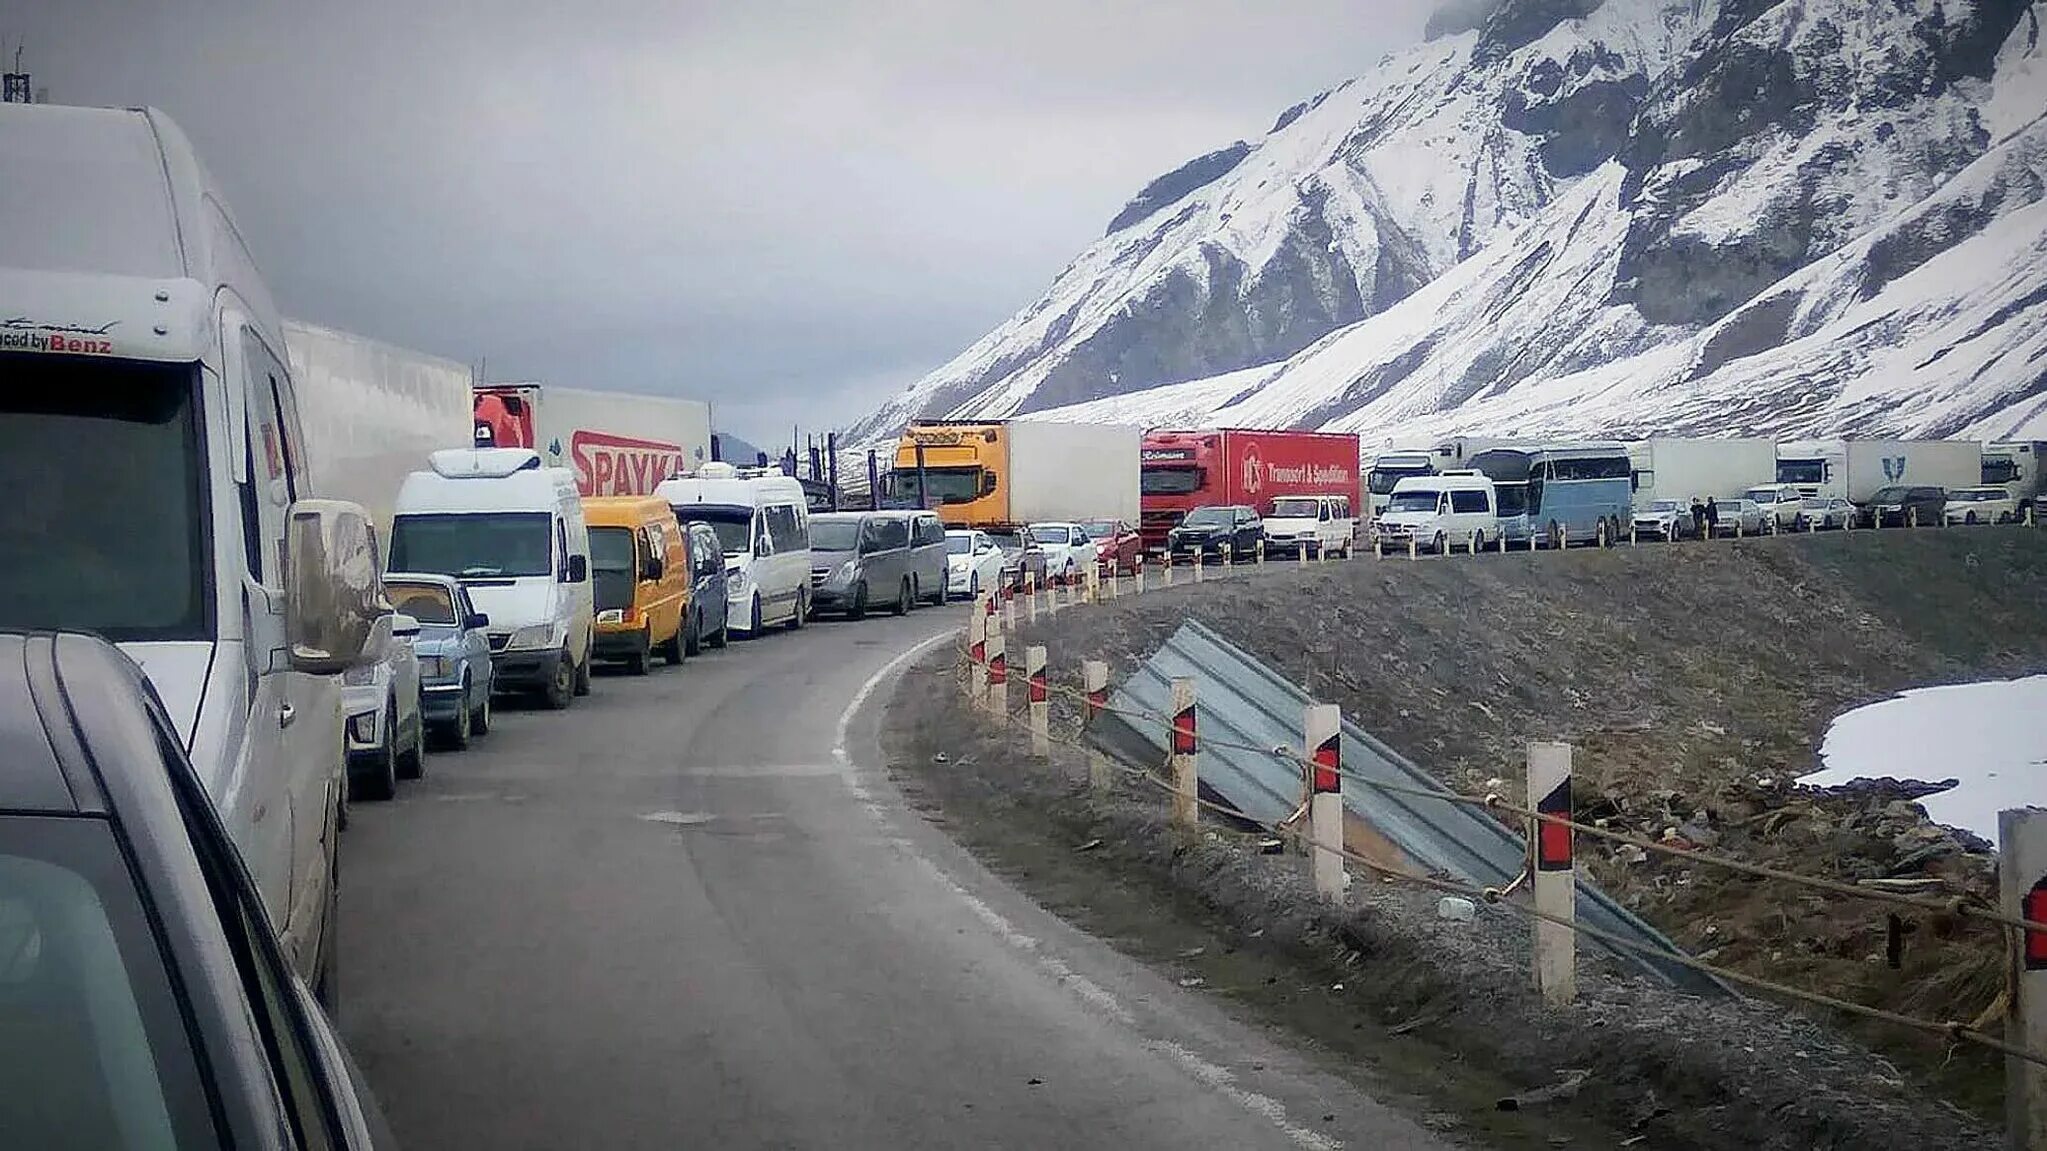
891,420,1141,530
0,104,386,1000
473,382,712,498
1140,428,1363,549
1776,439,1983,503
1626,438,1778,509
286,319,476,533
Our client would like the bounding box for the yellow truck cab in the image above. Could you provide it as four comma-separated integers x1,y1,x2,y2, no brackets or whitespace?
583,496,691,674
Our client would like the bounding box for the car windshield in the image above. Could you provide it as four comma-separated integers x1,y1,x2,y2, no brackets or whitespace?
1030,525,1069,544
1647,500,1681,512
1181,508,1233,527
0,816,217,1148
809,519,862,552
1743,488,1781,503
0,356,210,641
1387,490,1439,513
1954,490,1994,501
386,581,458,625
1270,498,1321,517
946,535,973,555
1140,466,1202,495
686,505,753,557
988,531,1027,553
391,512,553,578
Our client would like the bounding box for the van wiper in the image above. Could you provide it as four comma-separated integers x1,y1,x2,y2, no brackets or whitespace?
458,565,505,578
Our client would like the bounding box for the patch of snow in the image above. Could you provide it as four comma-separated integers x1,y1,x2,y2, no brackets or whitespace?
1798,676,2047,851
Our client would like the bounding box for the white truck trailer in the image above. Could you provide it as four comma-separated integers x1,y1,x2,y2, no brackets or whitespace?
1982,441,2047,514
286,319,477,533
1007,420,1142,526
1776,439,1983,503
473,382,712,498
1627,438,1778,509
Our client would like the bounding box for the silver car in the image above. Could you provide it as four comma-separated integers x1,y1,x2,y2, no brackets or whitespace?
343,613,427,802
1709,498,1768,537
1796,496,1858,530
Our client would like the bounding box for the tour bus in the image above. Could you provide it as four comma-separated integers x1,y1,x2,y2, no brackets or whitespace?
1466,442,1635,548
657,462,812,636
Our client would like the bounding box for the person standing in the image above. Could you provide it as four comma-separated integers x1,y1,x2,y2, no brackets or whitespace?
1690,497,1707,538
1705,496,1721,537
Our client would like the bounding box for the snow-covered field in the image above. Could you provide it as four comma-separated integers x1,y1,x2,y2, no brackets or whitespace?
1800,675,2047,850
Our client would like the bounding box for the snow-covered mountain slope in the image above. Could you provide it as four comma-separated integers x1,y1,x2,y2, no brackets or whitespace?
845,0,1708,442
1028,0,2047,446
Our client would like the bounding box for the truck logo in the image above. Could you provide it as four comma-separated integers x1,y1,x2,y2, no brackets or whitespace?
1,315,117,355
1882,456,1908,482
1241,445,1264,496
571,430,687,497
1142,448,1198,462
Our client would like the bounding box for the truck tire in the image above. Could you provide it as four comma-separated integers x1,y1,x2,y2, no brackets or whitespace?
894,578,913,616
542,648,574,710
1595,518,1610,548
1547,521,1564,550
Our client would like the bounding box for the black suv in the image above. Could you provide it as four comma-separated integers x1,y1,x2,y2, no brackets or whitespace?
1864,485,1946,528
1166,505,1264,560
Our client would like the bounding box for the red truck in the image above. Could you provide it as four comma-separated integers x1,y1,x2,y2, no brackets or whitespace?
1139,429,1362,550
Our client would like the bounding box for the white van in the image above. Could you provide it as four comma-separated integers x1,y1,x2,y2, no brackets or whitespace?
0,104,386,999
391,449,595,709
657,462,811,636
1376,472,1499,553
1263,494,1357,557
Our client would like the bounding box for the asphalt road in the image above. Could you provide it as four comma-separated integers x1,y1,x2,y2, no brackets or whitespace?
339,604,1449,1150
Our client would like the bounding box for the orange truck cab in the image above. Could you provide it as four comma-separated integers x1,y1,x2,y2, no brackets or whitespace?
582,496,691,674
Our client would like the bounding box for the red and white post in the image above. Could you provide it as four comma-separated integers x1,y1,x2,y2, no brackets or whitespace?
1026,645,1049,759
1002,582,1017,631
1083,660,1111,797
984,632,1008,718
1025,571,1038,624
967,598,988,706
1306,703,1345,901
1169,677,1198,829
2001,808,2047,1150
1528,742,1576,1006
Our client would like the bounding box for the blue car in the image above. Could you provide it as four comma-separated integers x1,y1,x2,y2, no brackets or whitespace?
385,573,495,749
682,520,731,651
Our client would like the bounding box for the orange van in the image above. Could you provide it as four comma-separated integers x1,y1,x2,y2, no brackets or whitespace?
582,496,691,674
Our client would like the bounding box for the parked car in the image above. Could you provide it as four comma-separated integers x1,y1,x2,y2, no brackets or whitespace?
1709,498,1768,537
1631,498,1695,541
0,631,396,1148
1261,495,1356,557
1743,484,1807,529
1795,496,1858,531
1027,522,1099,581
584,496,692,674
899,510,951,606
342,612,426,802
1080,518,1144,575
385,573,494,750
988,529,1049,591
809,512,918,618
681,521,731,651
1166,505,1264,560
947,530,1007,599
1945,486,2020,525
1866,485,1947,527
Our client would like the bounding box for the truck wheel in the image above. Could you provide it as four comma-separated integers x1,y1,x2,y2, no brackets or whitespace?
625,631,651,676
1595,518,1610,548
574,644,593,696
894,578,913,616
1547,521,1564,550
543,649,574,710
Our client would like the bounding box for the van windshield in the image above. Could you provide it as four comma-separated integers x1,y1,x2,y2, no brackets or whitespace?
1140,466,1203,496
1387,490,1440,513
1269,498,1322,518
686,505,752,557
0,356,210,641
390,513,553,578
809,519,861,552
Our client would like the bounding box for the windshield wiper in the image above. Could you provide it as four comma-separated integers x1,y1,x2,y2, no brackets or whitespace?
458,565,505,577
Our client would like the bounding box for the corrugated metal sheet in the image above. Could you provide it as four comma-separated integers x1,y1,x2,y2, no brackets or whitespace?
1100,620,1731,998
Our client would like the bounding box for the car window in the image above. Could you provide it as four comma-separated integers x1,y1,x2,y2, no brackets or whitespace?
386,581,456,624
0,817,218,1149
1450,489,1488,514
879,517,911,550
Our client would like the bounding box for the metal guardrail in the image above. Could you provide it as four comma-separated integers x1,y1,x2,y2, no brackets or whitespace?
1098,619,1733,998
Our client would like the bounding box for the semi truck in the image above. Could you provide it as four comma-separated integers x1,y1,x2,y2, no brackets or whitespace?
1364,450,1437,520
1140,428,1362,549
1626,438,1778,509
473,382,712,498
1775,439,1983,503
1982,441,2047,514
286,319,476,533
891,420,1141,530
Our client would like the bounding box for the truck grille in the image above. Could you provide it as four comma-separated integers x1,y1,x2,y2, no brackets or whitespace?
810,569,829,589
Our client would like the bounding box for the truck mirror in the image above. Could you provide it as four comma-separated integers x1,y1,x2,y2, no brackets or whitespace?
283,499,390,676
565,554,589,583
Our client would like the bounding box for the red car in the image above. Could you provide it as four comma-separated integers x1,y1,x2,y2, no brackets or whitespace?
1081,518,1143,576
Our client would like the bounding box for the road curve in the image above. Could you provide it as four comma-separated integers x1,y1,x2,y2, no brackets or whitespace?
339,605,1449,1150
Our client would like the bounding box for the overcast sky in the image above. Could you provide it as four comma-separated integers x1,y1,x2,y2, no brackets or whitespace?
13,1,1430,444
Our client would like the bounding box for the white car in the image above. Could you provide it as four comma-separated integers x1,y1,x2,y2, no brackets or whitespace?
1708,497,1768,537
342,614,428,801
1743,484,1807,528
1027,522,1099,580
1795,497,1858,530
946,530,1007,599
1945,486,2019,525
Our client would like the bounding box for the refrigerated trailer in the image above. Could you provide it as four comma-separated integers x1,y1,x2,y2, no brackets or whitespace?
1141,428,1362,549
473,382,712,498
1776,439,1983,503
1626,438,1778,510
892,420,1141,529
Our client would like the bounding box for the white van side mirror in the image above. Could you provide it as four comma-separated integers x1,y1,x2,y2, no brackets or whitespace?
284,499,391,676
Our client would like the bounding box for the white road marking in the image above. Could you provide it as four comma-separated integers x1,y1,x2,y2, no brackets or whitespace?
833,628,1343,1151
639,811,718,826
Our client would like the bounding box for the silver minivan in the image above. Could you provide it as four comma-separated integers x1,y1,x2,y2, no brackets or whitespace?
808,512,917,619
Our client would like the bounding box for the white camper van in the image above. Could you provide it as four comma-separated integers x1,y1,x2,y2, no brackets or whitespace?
657,463,811,636
0,104,387,997
392,449,595,709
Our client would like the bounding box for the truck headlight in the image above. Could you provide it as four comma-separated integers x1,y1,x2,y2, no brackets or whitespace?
509,623,557,650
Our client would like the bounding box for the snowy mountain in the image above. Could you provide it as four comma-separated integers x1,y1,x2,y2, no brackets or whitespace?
853,0,2047,446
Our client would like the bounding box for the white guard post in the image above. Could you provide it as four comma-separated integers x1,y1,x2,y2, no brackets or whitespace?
2001,807,2047,1151
967,598,988,705
1083,660,1111,797
1169,677,1198,829
1026,645,1049,759
1306,703,1345,901
1528,742,1576,1005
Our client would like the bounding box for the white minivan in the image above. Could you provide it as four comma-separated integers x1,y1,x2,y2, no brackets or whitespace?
657,462,811,636
1376,473,1500,553
391,448,595,709
1263,494,1357,557
0,104,387,1000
